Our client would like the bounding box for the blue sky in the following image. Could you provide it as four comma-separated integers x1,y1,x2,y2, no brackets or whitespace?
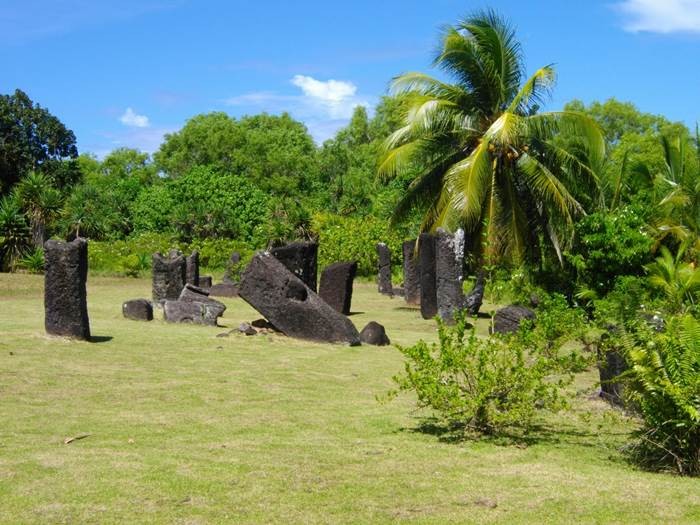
2,0,700,157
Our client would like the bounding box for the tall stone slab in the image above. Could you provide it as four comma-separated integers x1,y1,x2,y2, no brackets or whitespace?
186,250,200,286
464,271,485,316
376,242,393,295
436,229,465,323
44,238,90,339
319,261,357,315
418,233,437,319
270,242,318,292
239,253,360,345
402,239,421,305
152,251,186,302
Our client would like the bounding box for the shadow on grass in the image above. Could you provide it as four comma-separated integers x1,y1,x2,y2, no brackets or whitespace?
400,416,621,448
90,335,113,343
347,312,365,316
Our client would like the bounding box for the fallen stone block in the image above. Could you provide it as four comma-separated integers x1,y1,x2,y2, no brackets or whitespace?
44,237,91,339
359,321,390,346
239,252,360,345
270,242,318,292
491,305,535,334
122,299,153,321
318,261,357,315
163,300,225,326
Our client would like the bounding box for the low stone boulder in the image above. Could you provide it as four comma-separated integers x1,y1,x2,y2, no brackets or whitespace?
239,253,360,345
491,305,535,334
238,322,257,336
178,284,226,324
359,321,390,346
198,275,213,288
122,299,153,321
44,237,91,339
318,261,357,315
208,283,239,298
163,300,224,326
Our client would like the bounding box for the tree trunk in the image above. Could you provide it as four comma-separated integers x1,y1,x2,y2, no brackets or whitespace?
31,218,45,249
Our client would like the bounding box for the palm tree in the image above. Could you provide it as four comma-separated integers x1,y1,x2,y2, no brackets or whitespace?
645,244,700,314
0,195,29,271
379,10,605,265
14,171,62,248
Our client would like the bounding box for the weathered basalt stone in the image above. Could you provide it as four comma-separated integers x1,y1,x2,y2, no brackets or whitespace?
464,271,485,316
402,239,421,305
270,242,318,292
238,322,257,336
163,300,224,326
198,275,213,288
44,238,91,339
376,243,393,295
491,305,535,334
318,261,357,315
186,250,200,286
208,283,239,298
418,233,437,319
178,284,226,324
436,229,465,323
239,253,360,345
122,299,153,321
359,321,390,346
152,252,186,302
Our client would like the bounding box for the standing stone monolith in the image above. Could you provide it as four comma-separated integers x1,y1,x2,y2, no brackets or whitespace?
44,237,90,339
418,233,437,319
318,261,357,315
239,252,360,345
402,239,421,305
186,250,200,286
270,242,318,292
152,251,186,302
223,251,241,284
436,228,465,323
376,243,393,295
464,270,485,316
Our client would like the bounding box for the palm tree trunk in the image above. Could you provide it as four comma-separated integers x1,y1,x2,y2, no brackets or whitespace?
31,218,45,249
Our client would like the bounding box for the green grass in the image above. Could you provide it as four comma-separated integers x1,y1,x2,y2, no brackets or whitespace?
1,273,699,524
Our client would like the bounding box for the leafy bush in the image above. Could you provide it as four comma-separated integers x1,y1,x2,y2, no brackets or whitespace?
621,315,700,476
389,312,582,437
18,247,45,274
0,195,29,271
312,213,407,277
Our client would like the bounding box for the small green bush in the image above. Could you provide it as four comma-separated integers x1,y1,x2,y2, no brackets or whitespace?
389,311,582,437
621,315,700,476
18,247,45,274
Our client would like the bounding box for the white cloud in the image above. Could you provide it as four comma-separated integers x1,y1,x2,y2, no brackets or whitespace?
616,0,700,33
224,75,371,142
119,107,150,128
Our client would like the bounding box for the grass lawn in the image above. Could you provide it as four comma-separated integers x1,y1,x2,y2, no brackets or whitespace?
1,273,699,524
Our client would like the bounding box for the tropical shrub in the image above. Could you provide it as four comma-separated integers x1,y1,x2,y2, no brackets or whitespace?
621,315,700,476
18,247,45,274
0,195,29,271
389,311,582,437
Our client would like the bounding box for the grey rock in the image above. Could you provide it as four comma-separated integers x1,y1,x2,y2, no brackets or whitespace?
44,237,90,339
318,261,357,315
186,250,200,286
238,322,257,336
178,284,226,324
464,271,485,316
122,299,153,321
163,300,224,326
436,228,465,324
402,239,421,305
270,242,318,292
239,252,361,345
198,275,213,288
359,321,390,346
418,233,437,319
208,283,239,298
491,305,535,334
152,252,186,302
376,242,393,295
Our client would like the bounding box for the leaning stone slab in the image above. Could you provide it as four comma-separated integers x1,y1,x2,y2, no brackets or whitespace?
436,229,465,323
491,305,535,334
122,299,153,321
44,237,91,339
318,261,357,315
239,252,360,345
464,271,485,316
186,250,200,286
376,243,393,295
418,233,437,319
402,239,421,305
163,300,224,326
270,242,318,292
152,252,186,302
